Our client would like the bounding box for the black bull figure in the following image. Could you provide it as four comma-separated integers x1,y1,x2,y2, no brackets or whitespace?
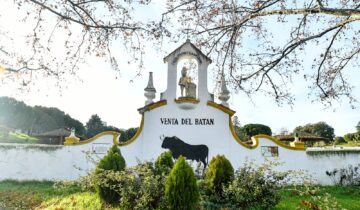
161,136,209,168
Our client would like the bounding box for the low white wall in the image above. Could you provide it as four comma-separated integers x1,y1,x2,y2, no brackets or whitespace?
0,134,114,181
1,135,360,185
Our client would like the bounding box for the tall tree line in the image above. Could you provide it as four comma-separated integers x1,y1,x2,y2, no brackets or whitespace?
0,97,134,140
0,97,85,135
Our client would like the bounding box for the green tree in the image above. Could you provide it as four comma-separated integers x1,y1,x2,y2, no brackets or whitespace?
205,155,234,196
155,151,174,175
119,127,138,142
334,136,346,145
104,125,122,133
165,156,199,210
242,124,272,138
294,121,335,142
356,122,360,133
86,114,106,138
344,133,354,142
64,114,85,136
95,145,126,204
0,97,86,135
344,133,360,142
0,97,30,130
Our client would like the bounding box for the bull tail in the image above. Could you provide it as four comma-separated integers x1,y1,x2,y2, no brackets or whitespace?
204,149,209,169
205,154,208,168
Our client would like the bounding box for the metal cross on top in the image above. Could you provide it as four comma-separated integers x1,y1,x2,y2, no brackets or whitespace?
183,27,192,40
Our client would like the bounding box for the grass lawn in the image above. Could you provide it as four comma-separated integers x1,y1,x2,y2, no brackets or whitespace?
0,180,82,209
1,180,360,209
0,132,39,144
334,142,360,147
275,186,360,209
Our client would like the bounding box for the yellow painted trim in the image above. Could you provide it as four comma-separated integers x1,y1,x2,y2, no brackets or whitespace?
139,100,167,113
228,116,305,151
175,98,200,104
64,131,121,146
229,115,257,149
117,114,145,147
64,136,80,145
207,101,236,116
290,141,305,148
64,114,145,147
253,134,306,150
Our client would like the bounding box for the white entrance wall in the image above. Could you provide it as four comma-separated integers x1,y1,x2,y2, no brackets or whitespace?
1,40,359,185
1,102,360,185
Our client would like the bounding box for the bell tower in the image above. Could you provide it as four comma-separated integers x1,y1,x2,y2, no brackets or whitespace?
161,39,213,104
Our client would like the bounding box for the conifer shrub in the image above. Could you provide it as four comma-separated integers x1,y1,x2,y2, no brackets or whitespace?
205,155,234,196
95,145,126,204
165,156,199,210
155,151,174,175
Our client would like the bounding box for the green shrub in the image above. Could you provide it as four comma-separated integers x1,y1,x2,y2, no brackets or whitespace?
119,162,167,209
91,162,167,209
165,156,199,210
205,155,234,196
344,133,356,142
95,145,126,204
334,136,346,145
224,160,288,210
198,179,236,210
155,151,174,175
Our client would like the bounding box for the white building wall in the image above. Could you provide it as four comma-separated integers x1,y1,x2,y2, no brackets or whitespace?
1,103,360,185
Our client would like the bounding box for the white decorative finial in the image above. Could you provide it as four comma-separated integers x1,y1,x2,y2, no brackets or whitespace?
144,72,156,105
294,132,300,142
218,73,230,107
64,128,80,145
69,128,76,137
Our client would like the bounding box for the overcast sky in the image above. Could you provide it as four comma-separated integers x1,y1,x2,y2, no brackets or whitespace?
1,0,360,136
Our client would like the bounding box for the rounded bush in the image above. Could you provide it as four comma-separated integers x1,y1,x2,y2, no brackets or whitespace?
224,161,283,209
165,156,199,210
95,145,126,204
155,151,174,175
205,155,234,196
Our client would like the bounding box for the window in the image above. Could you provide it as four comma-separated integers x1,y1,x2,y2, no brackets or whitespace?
92,143,111,154
261,146,279,157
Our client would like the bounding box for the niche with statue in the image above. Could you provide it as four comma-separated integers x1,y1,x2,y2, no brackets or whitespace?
177,59,198,99
143,39,230,108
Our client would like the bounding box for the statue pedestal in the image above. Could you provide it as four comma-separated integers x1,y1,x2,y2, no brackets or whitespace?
175,97,199,110
186,83,197,98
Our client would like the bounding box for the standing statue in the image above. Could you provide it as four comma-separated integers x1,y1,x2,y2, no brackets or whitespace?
178,66,197,98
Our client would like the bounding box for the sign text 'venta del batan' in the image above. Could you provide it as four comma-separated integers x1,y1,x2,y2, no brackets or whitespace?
160,118,214,125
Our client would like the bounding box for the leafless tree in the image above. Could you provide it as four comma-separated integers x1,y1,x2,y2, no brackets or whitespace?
163,0,360,106
1,0,360,106
0,0,168,86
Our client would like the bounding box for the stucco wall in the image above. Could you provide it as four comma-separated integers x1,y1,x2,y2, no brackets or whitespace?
1,100,359,184
1,134,360,185
0,135,115,181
